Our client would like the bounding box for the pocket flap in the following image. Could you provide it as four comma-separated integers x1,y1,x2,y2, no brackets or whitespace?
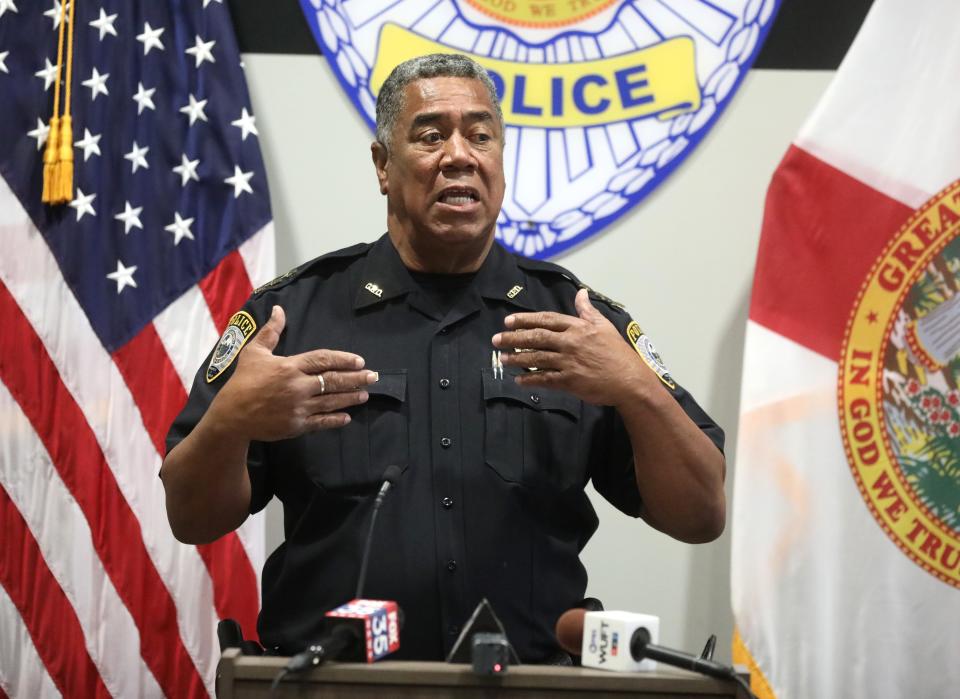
481,368,579,419
367,370,407,402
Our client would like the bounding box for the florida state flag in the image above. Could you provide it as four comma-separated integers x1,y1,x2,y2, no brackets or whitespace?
731,0,960,697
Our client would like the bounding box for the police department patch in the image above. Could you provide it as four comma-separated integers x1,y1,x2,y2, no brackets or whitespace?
206,311,257,383
299,0,779,259
838,179,960,588
626,320,675,389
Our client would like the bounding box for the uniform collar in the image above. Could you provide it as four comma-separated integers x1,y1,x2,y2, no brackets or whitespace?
353,234,416,310
353,234,534,312
473,239,534,311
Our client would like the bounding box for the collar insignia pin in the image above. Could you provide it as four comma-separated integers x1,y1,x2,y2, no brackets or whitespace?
364,282,383,298
506,285,523,299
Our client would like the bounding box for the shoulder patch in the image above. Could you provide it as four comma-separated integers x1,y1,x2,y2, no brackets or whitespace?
206,311,257,383
252,242,371,297
626,321,676,390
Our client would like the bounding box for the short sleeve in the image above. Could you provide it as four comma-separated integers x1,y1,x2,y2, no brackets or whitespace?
585,297,725,515
164,298,273,515
586,406,644,517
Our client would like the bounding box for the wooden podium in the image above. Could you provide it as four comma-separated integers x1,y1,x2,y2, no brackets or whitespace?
216,649,752,698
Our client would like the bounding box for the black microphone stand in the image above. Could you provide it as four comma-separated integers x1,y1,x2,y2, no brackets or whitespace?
355,465,400,599
630,629,756,699
270,465,402,694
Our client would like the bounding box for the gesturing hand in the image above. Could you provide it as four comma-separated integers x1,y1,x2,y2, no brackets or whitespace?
492,288,652,407
211,305,377,441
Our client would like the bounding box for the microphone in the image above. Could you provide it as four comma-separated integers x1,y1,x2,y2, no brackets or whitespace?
282,466,403,677
556,608,737,678
631,627,735,679
322,598,402,663
284,600,402,674
285,623,362,672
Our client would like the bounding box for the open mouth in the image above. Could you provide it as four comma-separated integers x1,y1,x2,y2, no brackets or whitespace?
438,187,479,206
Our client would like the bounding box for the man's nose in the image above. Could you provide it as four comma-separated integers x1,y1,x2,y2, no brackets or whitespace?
440,132,476,170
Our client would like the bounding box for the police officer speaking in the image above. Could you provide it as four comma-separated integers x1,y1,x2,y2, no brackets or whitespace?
162,53,726,662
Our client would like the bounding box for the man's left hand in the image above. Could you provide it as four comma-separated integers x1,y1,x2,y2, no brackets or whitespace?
492,288,653,406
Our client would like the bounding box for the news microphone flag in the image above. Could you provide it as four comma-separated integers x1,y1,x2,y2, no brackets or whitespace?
579,611,660,673
731,0,960,697
0,2,273,697
325,599,401,663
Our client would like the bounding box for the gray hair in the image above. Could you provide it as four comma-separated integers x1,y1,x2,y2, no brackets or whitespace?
375,53,505,148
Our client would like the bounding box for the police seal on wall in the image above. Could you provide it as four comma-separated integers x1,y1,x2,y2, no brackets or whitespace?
299,0,780,259
839,178,960,588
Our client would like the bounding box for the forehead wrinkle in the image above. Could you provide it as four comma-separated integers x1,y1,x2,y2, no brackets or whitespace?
465,110,495,124
409,110,496,130
410,112,443,130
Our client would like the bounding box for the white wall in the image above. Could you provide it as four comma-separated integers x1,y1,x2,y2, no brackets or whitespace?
241,52,833,662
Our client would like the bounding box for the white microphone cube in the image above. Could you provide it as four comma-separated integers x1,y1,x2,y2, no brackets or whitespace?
580,611,660,672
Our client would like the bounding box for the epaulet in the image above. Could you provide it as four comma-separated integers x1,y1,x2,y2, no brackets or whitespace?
252,242,371,297
515,256,626,312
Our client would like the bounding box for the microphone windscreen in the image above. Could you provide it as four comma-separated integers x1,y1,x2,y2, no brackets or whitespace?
381,464,402,485
325,599,401,662
555,608,587,655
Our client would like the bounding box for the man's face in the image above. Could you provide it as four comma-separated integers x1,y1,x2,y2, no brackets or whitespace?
374,76,506,260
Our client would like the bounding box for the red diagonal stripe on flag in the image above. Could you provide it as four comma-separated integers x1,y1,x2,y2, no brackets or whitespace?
200,250,256,332
0,282,206,699
114,308,260,639
114,324,191,457
0,486,111,699
197,534,260,640
749,145,914,360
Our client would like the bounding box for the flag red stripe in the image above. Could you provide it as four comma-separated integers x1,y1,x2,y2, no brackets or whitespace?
748,145,913,360
0,282,206,699
114,319,261,640
197,535,260,640
0,486,111,699
199,250,255,332
113,324,190,456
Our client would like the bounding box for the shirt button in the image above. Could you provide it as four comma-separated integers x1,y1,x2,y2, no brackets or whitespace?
439,378,451,389
441,497,454,509
446,560,458,571
440,437,452,448
530,393,541,404
439,327,449,335
448,624,460,636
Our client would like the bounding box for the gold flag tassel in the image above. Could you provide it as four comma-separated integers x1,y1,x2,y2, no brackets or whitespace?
41,115,61,203
54,0,78,203
41,0,68,203
41,0,77,205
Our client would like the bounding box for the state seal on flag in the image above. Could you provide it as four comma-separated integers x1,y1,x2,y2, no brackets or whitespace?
300,0,779,258
838,179,960,588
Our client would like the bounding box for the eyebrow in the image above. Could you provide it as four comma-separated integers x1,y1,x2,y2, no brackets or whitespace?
410,110,495,130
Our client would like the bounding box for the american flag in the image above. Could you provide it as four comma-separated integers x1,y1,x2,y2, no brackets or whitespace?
0,1,272,696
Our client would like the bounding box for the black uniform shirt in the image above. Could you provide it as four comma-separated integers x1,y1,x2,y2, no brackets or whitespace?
166,234,724,661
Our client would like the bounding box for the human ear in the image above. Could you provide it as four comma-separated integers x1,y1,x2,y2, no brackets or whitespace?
371,141,389,195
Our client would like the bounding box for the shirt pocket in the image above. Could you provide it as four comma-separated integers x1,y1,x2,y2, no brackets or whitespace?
481,368,583,490
302,370,409,490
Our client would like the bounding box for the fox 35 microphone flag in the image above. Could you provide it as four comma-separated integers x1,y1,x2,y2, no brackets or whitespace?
731,0,960,697
0,1,273,696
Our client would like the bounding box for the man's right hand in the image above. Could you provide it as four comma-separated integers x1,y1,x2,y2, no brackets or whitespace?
209,305,377,442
